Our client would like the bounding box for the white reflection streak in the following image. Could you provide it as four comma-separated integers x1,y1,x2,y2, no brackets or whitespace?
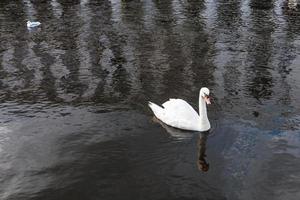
141,0,168,94
204,0,225,99
78,0,101,99
100,0,122,97
140,0,167,94
149,38,169,94
49,48,70,99
22,0,36,20
203,0,217,31
270,0,290,105
99,34,116,96
119,1,154,96
1,45,24,90
109,0,121,23
1,46,17,74
174,0,197,90
51,0,63,18
22,41,43,88
22,0,48,90
172,0,184,26
142,0,156,30
0,126,10,153
48,0,69,99
238,0,250,92
122,40,140,95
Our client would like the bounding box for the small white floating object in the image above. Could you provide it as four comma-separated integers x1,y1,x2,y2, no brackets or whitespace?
27,21,41,28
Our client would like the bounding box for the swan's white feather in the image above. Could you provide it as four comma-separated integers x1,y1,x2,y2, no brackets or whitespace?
149,88,211,132
149,99,202,131
27,21,41,28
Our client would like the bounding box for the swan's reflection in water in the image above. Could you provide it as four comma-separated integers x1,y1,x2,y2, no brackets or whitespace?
152,117,194,139
152,117,210,172
197,131,209,172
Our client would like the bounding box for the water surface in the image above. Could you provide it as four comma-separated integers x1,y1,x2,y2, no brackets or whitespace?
0,0,300,199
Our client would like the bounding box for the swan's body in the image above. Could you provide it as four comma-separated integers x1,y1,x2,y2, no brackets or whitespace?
149,87,211,132
27,21,41,28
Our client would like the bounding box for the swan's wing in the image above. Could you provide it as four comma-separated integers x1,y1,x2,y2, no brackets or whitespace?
149,99,200,131
160,99,201,131
162,99,198,118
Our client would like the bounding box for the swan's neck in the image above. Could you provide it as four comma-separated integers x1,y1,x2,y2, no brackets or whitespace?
199,96,208,119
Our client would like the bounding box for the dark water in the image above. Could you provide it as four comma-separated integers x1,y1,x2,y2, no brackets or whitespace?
0,0,300,199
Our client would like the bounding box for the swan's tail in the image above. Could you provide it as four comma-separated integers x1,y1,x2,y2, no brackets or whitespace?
148,101,165,120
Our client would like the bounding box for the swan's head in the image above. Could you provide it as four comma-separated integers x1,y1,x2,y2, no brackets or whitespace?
200,87,211,105
198,160,209,172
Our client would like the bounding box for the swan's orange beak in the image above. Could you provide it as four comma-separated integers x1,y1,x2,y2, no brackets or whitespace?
204,96,211,105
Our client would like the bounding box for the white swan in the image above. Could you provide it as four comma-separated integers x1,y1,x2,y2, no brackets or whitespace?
149,87,211,132
27,21,41,28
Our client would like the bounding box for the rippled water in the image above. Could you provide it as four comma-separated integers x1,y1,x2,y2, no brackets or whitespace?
0,0,300,199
